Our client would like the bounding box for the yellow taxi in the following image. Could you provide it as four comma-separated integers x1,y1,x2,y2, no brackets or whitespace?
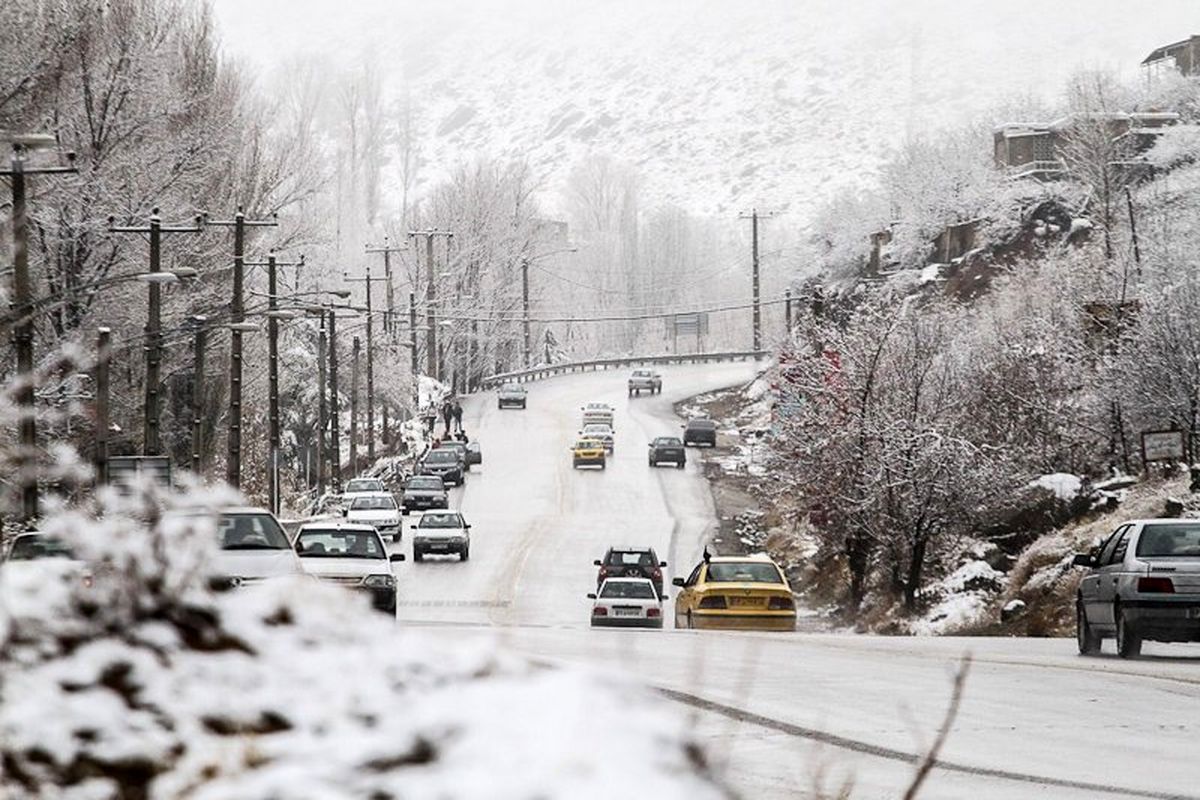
571,438,607,470
672,553,796,630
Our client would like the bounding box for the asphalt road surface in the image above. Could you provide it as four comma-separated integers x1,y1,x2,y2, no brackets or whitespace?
391,362,1200,800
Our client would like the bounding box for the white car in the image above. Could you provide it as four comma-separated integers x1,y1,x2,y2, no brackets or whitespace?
0,533,92,603
410,510,471,562
341,477,388,504
208,507,303,589
588,577,664,628
581,402,615,428
294,522,404,615
345,493,403,543
580,423,615,453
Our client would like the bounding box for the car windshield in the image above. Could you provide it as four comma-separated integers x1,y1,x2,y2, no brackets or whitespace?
425,451,457,463
218,513,291,550
419,513,464,529
607,551,655,567
407,477,443,491
633,371,650,377
345,479,383,493
7,535,74,561
706,562,783,583
600,581,656,599
501,384,523,393
654,437,682,446
296,529,385,559
576,440,602,449
583,425,610,435
1136,523,1200,558
350,495,396,511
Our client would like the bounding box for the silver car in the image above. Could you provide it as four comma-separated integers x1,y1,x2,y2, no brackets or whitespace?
1074,518,1200,658
410,510,471,562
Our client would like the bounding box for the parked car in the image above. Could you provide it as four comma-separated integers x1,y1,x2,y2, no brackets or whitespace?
418,448,465,486
344,493,403,542
682,418,718,447
294,522,404,615
1074,518,1200,658
579,423,615,452
581,402,615,427
438,440,470,470
628,369,662,396
648,436,686,468
401,475,449,514
672,553,796,631
571,438,607,470
498,383,528,409
594,546,667,597
342,476,388,503
465,441,483,466
410,510,471,562
588,578,664,628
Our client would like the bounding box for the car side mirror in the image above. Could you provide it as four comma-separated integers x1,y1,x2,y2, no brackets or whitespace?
660,561,668,567
593,559,602,566
1072,553,1096,568
672,577,686,587
390,553,406,562
464,524,472,530
410,525,418,530
341,508,349,517
586,593,597,600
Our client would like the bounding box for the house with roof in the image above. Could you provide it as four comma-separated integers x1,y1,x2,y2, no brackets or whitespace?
1142,35,1200,78
993,112,1179,180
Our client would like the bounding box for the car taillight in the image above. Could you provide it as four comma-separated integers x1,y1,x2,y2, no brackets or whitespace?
768,596,795,610
1138,576,1175,594
698,595,727,609
646,607,661,617
592,606,608,616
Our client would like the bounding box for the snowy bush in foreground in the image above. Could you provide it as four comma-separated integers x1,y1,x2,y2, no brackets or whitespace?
0,489,732,799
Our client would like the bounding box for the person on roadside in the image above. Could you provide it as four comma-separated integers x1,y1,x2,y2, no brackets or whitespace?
441,399,453,437
452,400,464,433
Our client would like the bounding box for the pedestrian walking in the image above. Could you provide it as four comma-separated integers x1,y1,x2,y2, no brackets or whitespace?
452,400,464,433
441,399,453,437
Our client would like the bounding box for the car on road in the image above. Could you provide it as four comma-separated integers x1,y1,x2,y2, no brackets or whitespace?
410,510,471,562
628,369,662,396
498,383,528,409
648,436,686,468
682,418,718,447
294,522,404,615
344,493,404,542
438,440,471,470
1074,518,1200,658
401,475,449,514
571,438,607,470
1,532,92,592
581,402,615,427
418,447,466,486
588,578,664,628
342,476,388,504
205,507,304,589
595,546,668,597
580,423,615,452
465,441,482,466
672,553,796,631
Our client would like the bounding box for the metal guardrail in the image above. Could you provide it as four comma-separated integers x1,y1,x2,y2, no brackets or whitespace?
480,350,768,389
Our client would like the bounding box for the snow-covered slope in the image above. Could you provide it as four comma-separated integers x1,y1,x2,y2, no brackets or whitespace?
214,0,1198,215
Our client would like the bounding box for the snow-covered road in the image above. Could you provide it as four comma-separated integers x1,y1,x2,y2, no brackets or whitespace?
392,363,1200,800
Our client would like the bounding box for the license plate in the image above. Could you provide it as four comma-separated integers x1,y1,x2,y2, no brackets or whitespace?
613,608,640,617
729,597,760,607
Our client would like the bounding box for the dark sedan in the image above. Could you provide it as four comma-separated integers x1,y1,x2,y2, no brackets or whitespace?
682,418,718,447
418,448,465,486
648,436,686,468
401,475,449,514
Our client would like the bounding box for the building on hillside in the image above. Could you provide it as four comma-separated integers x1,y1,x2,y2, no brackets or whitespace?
993,112,1179,180
1142,36,1200,78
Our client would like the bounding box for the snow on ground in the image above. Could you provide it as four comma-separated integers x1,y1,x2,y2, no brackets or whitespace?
0,489,733,799
909,560,1007,636
1027,472,1082,501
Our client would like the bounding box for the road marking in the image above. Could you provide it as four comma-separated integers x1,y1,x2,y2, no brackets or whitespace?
396,600,512,608
658,687,1198,800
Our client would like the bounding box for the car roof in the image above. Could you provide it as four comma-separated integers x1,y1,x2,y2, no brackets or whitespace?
220,506,275,515
600,577,655,584
297,521,380,533
348,492,395,500
705,555,778,564
607,546,657,553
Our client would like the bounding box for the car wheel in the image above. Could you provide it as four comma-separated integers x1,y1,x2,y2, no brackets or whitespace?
1076,600,1100,655
648,458,655,467
460,546,470,561
600,461,607,470
413,549,424,563
676,461,685,469
686,609,695,630
392,532,402,544
1116,606,1142,659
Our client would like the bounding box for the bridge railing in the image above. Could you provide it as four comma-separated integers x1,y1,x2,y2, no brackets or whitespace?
480,350,768,389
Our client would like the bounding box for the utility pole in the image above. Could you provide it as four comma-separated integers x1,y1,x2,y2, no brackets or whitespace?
521,258,532,368
108,208,202,457
327,307,341,488
205,207,278,490
350,336,360,474
409,291,420,411
316,310,327,496
739,208,776,351
344,265,386,462
94,327,111,485
1,137,76,522
365,237,404,336
191,317,207,475
784,288,793,335
408,228,454,381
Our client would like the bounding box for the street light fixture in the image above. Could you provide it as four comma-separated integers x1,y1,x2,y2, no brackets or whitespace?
135,272,180,285
227,321,259,333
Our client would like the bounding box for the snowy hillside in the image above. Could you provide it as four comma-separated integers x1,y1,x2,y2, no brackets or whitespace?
216,0,1196,215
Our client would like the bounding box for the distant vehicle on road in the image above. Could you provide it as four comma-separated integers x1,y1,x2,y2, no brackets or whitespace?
581,402,615,427
342,477,388,503
571,438,607,470
588,578,664,628
580,423,615,452
682,418,718,447
498,383,528,409
294,522,404,615
410,510,471,562
672,553,796,631
465,441,483,466
345,493,403,542
628,369,662,396
401,475,449,515
1074,519,1200,658
594,546,667,597
648,436,686,468
438,440,470,470
418,448,466,486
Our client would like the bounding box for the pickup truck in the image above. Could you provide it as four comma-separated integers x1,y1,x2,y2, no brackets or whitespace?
627,369,662,396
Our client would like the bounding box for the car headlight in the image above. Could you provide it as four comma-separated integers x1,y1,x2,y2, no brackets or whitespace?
362,574,395,588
